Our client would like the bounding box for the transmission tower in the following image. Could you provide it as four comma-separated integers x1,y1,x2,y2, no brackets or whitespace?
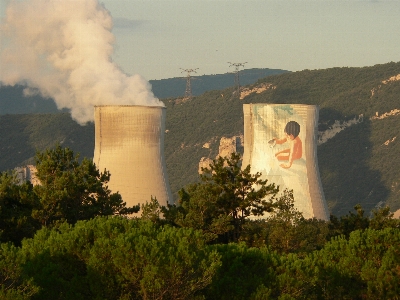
180,68,199,99
228,62,247,95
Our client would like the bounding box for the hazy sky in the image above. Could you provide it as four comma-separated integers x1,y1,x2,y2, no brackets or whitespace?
2,0,400,81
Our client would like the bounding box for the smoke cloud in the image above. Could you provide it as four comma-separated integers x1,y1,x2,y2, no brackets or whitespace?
0,0,163,124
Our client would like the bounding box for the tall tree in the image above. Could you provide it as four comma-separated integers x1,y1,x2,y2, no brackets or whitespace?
171,153,279,242
32,145,138,227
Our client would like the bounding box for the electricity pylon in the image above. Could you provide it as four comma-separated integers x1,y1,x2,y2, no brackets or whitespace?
228,62,247,95
180,68,198,99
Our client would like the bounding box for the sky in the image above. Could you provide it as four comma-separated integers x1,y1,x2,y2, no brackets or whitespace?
1,0,400,81
102,0,400,80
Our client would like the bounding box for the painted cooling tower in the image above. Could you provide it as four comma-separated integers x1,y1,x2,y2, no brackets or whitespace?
243,104,329,220
93,105,172,210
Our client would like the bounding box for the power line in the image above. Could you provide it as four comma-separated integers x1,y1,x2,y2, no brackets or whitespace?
180,68,199,99
228,62,247,95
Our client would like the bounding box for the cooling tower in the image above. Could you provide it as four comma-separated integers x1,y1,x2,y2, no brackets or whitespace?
93,105,172,210
243,104,329,220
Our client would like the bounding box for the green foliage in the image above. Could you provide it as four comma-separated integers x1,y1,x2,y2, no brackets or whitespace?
328,204,400,241
201,153,278,218
204,226,400,299
167,153,278,242
174,183,235,242
0,211,399,299
369,206,400,230
32,145,139,227
309,228,400,299
0,243,39,299
140,196,164,224
267,189,303,224
0,172,39,245
1,217,220,300
271,227,400,299
0,145,141,245
328,204,370,238
259,190,329,255
266,217,330,256
203,243,279,300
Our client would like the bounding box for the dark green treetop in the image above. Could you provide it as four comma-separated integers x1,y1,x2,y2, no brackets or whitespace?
0,172,40,245
167,153,279,242
32,145,139,227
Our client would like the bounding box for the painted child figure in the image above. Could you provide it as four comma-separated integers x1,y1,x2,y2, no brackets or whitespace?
273,121,302,169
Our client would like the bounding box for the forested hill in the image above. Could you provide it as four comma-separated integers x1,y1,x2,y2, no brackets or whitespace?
0,68,288,114
1,62,400,216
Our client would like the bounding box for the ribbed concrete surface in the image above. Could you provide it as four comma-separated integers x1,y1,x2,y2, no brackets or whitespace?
93,105,172,211
243,103,329,220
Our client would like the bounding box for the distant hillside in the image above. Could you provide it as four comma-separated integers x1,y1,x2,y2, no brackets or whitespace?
0,85,62,114
0,62,399,216
150,68,289,99
0,68,288,114
0,113,94,170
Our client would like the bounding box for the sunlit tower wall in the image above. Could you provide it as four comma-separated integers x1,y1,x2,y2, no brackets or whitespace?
242,103,329,220
93,105,172,210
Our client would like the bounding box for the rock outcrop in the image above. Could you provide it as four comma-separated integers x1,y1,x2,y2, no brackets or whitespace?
382,74,400,84
370,109,400,120
240,83,276,100
198,136,243,174
15,165,40,185
318,115,363,145
198,157,213,174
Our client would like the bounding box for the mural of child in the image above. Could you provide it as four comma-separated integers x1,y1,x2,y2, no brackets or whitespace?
273,121,302,169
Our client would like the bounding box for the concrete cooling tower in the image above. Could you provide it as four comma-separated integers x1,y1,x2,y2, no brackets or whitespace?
242,104,329,220
93,105,172,210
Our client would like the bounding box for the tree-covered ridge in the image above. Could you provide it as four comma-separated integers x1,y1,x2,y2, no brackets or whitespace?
1,62,400,215
0,113,95,171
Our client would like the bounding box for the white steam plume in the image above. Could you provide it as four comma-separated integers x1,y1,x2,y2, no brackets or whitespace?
0,0,163,124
